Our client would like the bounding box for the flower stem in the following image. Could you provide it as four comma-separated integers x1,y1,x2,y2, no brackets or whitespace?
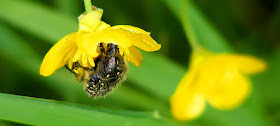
84,0,93,14
181,19,200,51
180,0,201,51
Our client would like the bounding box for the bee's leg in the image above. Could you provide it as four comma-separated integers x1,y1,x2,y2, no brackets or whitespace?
65,62,87,77
72,62,80,70
99,43,106,55
73,62,91,70
106,43,119,55
65,65,79,76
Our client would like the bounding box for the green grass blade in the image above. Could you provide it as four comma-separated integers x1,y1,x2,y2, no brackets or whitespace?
55,0,80,17
257,51,280,104
163,0,232,52
0,93,168,126
0,0,77,42
0,22,84,101
127,53,186,101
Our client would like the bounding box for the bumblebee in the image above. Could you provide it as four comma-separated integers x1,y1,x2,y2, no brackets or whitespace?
66,43,127,97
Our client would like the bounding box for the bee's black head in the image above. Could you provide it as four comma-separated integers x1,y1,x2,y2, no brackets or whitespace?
106,43,119,55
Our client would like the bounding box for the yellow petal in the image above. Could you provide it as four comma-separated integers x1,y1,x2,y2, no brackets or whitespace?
119,46,124,56
126,46,143,67
76,28,160,57
64,46,77,70
64,46,78,63
40,33,78,76
81,53,88,67
95,21,111,31
88,56,95,67
170,70,206,121
203,68,251,109
111,25,161,51
68,56,74,70
111,25,149,34
72,49,82,62
78,56,83,68
78,8,103,32
195,54,251,110
130,33,161,52
219,54,267,74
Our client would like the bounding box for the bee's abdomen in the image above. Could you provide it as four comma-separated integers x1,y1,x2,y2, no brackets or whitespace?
85,53,127,97
86,74,111,97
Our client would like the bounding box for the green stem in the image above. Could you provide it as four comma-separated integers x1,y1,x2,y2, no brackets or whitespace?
83,0,93,14
180,0,201,51
181,18,200,51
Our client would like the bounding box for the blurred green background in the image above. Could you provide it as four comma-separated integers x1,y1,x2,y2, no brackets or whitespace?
0,0,279,126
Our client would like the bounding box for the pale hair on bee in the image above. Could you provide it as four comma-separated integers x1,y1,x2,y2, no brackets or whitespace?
66,43,127,97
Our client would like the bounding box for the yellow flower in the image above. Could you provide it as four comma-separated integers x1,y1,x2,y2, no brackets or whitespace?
40,8,161,76
170,49,267,121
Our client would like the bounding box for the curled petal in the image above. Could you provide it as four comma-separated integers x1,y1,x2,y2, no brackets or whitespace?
88,56,95,67
64,46,78,63
76,28,159,57
72,49,82,62
170,91,205,121
221,54,267,74
81,53,88,67
40,33,78,76
95,21,111,31
65,46,78,70
68,56,74,70
79,8,103,32
203,69,251,109
78,56,83,67
119,47,124,56
196,56,251,110
126,46,143,67
111,25,161,52
130,33,161,52
170,70,206,121
111,25,150,34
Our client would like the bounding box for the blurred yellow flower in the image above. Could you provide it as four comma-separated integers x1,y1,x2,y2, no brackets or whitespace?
40,8,161,76
170,49,267,121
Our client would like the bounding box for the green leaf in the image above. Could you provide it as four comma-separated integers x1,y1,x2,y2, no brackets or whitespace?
128,53,186,101
163,0,232,52
0,22,84,101
55,0,80,17
0,0,77,43
0,93,170,126
257,51,280,104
